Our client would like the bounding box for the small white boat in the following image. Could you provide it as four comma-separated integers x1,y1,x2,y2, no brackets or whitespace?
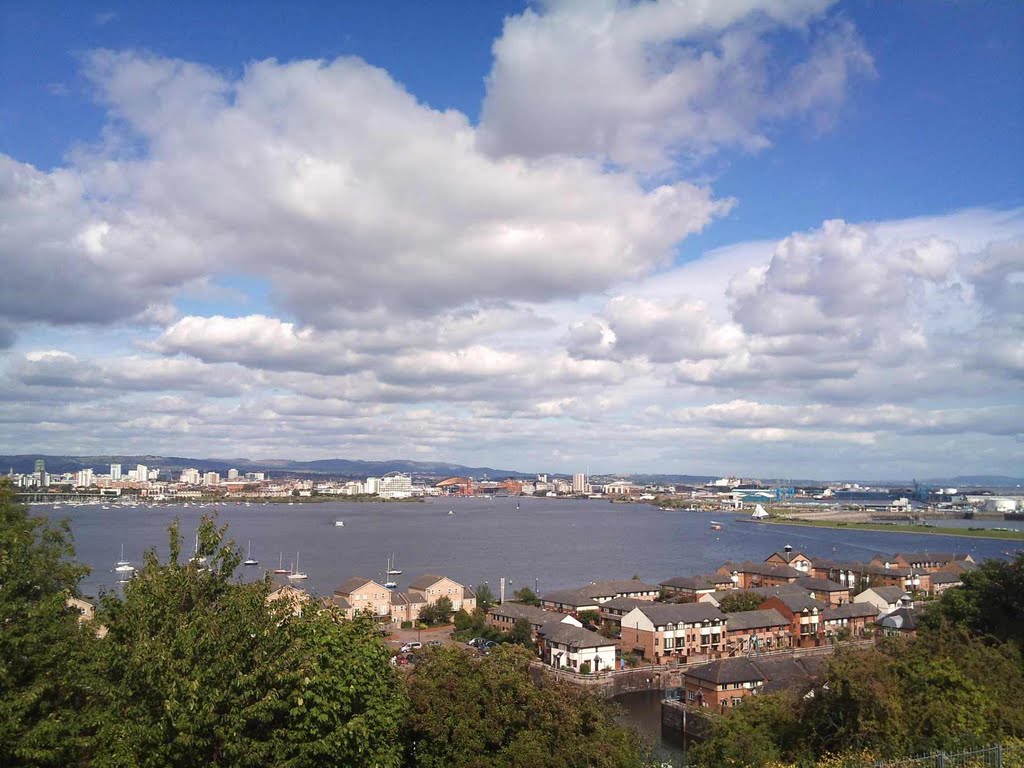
710,521,723,531
243,540,258,566
386,553,401,576
448,510,454,516
288,552,307,581
115,544,135,575
751,504,769,520
335,520,345,527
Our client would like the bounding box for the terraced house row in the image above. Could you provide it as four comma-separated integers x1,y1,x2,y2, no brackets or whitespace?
485,546,975,671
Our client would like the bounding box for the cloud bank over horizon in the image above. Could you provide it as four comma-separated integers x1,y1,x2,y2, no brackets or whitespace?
1,0,1021,478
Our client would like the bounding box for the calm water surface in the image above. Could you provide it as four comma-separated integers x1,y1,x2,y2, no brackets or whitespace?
42,496,1017,601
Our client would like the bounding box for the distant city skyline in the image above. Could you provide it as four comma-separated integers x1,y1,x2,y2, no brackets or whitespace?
1,2,1021,477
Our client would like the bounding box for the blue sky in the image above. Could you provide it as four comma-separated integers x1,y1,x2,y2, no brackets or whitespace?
0,1,1021,478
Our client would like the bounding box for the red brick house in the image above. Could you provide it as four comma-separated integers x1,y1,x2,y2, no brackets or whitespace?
759,592,829,647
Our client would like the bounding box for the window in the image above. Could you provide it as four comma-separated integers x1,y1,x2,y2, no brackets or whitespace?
688,690,695,702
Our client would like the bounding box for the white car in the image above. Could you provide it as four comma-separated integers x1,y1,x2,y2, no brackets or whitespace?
400,641,422,653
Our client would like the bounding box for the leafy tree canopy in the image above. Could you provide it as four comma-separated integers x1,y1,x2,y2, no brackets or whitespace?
403,645,647,768
717,591,765,613
513,587,540,607
0,480,98,767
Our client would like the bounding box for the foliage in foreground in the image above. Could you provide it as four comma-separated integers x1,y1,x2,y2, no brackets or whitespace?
403,645,648,768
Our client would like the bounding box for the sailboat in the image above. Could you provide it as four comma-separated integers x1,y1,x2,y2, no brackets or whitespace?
288,552,308,580
115,545,135,577
386,554,402,576
190,534,207,568
273,552,290,575
751,504,769,521
243,540,258,566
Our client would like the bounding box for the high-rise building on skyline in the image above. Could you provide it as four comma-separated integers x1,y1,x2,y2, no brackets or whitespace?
227,468,239,480
110,463,122,480
572,472,588,494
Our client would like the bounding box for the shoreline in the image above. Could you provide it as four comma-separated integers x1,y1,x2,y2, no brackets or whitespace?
752,518,1024,541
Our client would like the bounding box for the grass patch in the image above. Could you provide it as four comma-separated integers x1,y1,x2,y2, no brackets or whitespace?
763,518,1024,541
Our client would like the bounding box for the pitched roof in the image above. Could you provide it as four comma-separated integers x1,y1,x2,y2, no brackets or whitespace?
795,576,849,592
893,552,962,564
335,576,376,595
684,656,825,689
538,621,615,650
629,602,725,625
324,595,351,611
488,602,555,625
542,588,600,608
725,608,789,631
864,586,909,604
930,571,962,585
463,586,476,599
408,573,451,591
877,607,918,630
580,579,661,597
600,596,651,612
767,549,809,563
685,657,764,685
659,574,725,590
823,602,877,620
763,591,828,613
721,560,803,579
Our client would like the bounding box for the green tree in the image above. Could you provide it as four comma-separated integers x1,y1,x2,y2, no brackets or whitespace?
92,514,406,767
802,645,909,757
690,697,785,768
509,617,534,648
276,610,406,767
717,591,765,613
918,553,1024,650
513,587,541,607
576,610,599,629
92,515,298,766
403,645,647,768
420,596,454,626
475,582,496,612
434,595,454,622
0,480,98,767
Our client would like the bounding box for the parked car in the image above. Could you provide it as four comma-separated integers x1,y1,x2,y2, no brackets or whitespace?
396,655,410,666
400,641,423,653
427,640,442,647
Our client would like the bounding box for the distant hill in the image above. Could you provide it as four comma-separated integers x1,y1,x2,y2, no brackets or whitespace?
0,454,533,479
